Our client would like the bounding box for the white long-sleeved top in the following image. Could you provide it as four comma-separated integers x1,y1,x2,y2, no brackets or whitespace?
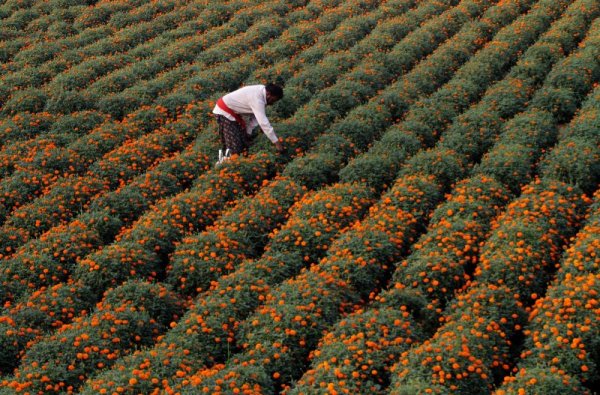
212,85,279,143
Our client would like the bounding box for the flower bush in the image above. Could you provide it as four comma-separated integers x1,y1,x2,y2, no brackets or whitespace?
388,143,593,395
495,366,590,395
1,281,185,393
0,281,96,374
539,85,600,195
166,177,305,295
389,284,527,395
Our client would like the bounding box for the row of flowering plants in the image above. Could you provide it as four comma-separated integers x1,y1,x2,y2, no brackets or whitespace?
0,139,211,371
65,2,474,388
259,0,458,120
0,0,592,392
0,281,186,394
173,113,479,394
1,0,205,76
306,2,528,189
288,106,554,394
385,38,600,394
0,0,94,64
0,106,175,252
164,176,306,295
0,89,169,185
173,0,391,120
492,85,600,395
76,0,556,392
5,0,342,175
0,0,83,47
84,1,270,100
536,92,600,197
251,0,404,90
0,0,260,162
80,182,376,394
0,0,203,99
0,116,208,297
74,0,306,118
387,176,590,393
0,109,107,177
0,0,223,101
0,0,384,187
228,0,499,190
337,0,567,191
0,107,166,224
493,193,600,395
167,0,421,117
289,175,510,394
0,110,58,147
470,0,600,195
0,0,300,118
339,0,591,190
89,0,316,119
0,0,440,270
282,1,600,391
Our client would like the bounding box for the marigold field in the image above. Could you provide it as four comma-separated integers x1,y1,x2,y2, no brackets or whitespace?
0,0,598,394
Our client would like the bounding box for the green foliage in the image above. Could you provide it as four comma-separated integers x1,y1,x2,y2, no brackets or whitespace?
540,136,599,194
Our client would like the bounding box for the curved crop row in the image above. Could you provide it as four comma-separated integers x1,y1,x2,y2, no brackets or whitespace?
386,26,600,391
336,0,572,191
238,0,455,121
0,106,173,251
289,176,510,395
158,0,437,116
0,1,596,394
0,0,89,54
0,136,211,372
389,79,599,391
81,182,376,394
0,0,405,350
493,192,599,395
0,0,398,288
1,281,185,393
85,0,332,119
342,0,599,190
0,109,108,178
0,107,170,224
56,0,305,118
0,0,314,218
388,178,589,394
493,85,600,395
0,1,217,90
0,0,200,91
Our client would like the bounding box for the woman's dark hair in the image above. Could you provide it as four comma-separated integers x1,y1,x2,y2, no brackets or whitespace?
265,83,284,99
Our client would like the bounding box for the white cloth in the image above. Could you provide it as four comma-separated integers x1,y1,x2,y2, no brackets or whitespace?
213,85,279,143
